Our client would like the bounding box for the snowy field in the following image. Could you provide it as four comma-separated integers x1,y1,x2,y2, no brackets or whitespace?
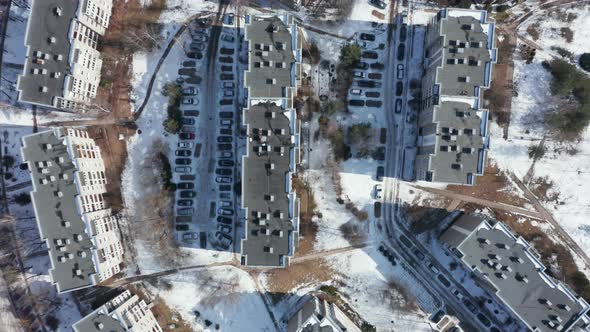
488,4,590,264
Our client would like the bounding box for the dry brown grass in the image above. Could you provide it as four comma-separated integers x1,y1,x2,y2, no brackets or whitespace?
293,175,318,256
264,258,334,293
384,279,418,312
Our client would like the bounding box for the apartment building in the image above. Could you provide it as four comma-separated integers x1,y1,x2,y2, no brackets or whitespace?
287,296,361,332
241,15,302,267
441,214,590,332
415,8,496,185
16,0,112,111
21,128,123,293
73,289,163,332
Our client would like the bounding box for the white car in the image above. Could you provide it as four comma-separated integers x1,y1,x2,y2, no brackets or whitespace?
353,71,366,78
350,89,362,95
374,184,382,199
178,142,193,149
397,64,405,79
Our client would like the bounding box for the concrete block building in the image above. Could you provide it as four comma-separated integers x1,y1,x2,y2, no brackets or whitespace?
17,0,112,111
287,296,361,332
73,289,163,332
415,8,496,185
241,15,302,267
21,128,123,293
441,214,590,332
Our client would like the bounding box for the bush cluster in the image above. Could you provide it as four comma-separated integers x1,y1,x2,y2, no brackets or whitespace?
162,82,183,134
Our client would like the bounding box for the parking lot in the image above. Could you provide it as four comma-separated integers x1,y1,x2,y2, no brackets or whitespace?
170,14,242,252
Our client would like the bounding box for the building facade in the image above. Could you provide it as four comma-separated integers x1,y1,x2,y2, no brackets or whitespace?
17,0,112,111
21,128,123,293
241,15,302,267
287,296,361,332
440,214,590,332
415,8,496,185
73,289,163,332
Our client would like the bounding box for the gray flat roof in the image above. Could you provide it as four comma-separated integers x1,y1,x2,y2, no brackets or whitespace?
73,309,125,332
21,129,97,293
17,0,77,107
441,215,589,332
242,102,294,267
244,16,296,98
437,15,491,97
428,101,485,184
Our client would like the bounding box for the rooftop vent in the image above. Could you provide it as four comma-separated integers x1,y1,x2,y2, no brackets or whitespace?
53,7,63,16
48,36,57,44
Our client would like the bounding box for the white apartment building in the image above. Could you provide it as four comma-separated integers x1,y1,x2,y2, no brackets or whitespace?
17,0,113,111
73,290,163,332
21,128,124,293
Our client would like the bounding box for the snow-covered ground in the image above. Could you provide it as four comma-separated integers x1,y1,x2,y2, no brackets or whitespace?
489,5,590,265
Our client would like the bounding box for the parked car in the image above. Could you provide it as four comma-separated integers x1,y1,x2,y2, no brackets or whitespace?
182,232,198,241
397,44,406,61
360,33,376,41
218,208,234,216
365,91,380,98
182,118,195,125
182,97,198,105
349,99,365,107
176,224,189,231
218,144,232,151
362,51,378,59
221,65,233,72
400,25,407,42
219,201,232,208
356,80,377,88
374,184,382,199
218,151,233,159
219,112,233,119
175,158,191,165
216,168,232,176
219,192,232,200
190,42,205,51
220,47,234,55
370,62,385,70
451,287,464,301
219,57,233,64
183,87,197,95
175,166,192,173
175,149,191,157
218,184,232,192
183,110,199,117
463,299,477,313
224,13,234,25
353,71,366,78
215,231,232,249
177,199,194,207
177,208,194,216
220,119,233,126
217,136,233,143
193,34,208,42
376,166,384,181
180,174,195,181
350,89,362,95
218,159,234,167
395,98,402,113
219,128,232,136
178,142,193,149
366,100,382,108
221,34,235,42
397,64,405,79
179,133,195,140
217,224,232,234
396,82,403,96
187,52,203,59
217,216,233,224
181,126,196,133
220,99,233,105
428,262,440,274
368,72,382,80
354,62,368,70
216,176,232,184
222,82,235,89
180,191,196,198
178,182,194,190
223,89,234,97
369,0,386,9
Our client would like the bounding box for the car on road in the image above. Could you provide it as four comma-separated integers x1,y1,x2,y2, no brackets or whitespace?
175,158,191,165
217,224,232,235
450,287,464,301
175,166,191,173
396,82,403,96
178,182,194,190
360,33,376,41
353,71,366,78
397,64,405,79
463,299,477,313
218,160,234,167
399,235,413,248
376,166,384,181
437,274,451,288
215,231,232,250
395,98,402,113
413,249,425,261
183,110,199,117
218,208,234,216
220,99,233,105
362,51,378,59
178,142,193,149
217,136,233,143
397,43,405,61
221,34,235,42
349,99,365,107
369,0,386,9
220,119,233,126
218,151,233,159
217,216,233,224
176,224,189,231
183,87,197,95
177,199,194,207
182,118,195,125
182,232,198,241
180,191,196,198
216,176,232,184
216,168,232,176
428,262,440,274
175,149,191,157
350,88,362,95
182,97,198,105
179,132,195,140
217,144,232,151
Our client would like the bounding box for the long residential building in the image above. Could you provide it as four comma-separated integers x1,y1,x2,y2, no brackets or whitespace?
415,8,496,185
287,295,361,332
73,289,163,332
241,15,302,267
21,128,124,293
16,0,112,111
440,214,590,332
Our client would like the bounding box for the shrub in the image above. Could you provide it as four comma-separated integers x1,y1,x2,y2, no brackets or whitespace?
45,315,59,330
560,27,574,43
303,42,321,64
339,44,361,67
157,153,175,191
162,82,183,134
2,155,15,168
580,53,590,72
14,192,31,205
347,123,371,144
320,285,339,297
330,128,351,161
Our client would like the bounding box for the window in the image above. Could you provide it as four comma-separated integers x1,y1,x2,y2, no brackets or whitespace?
468,59,479,66
254,62,261,68
458,76,467,83
441,127,449,134
462,147,472,153
275,62,284,68
446,59,455,65
470,42,480,48
456,111,464,117
451,163,461,170
463,128,473,135
459,42,466,48
457,58,464,64
276,42,284,50
440,146,448,152
266,78,275,84
449,40,457,46
461,24,471,30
